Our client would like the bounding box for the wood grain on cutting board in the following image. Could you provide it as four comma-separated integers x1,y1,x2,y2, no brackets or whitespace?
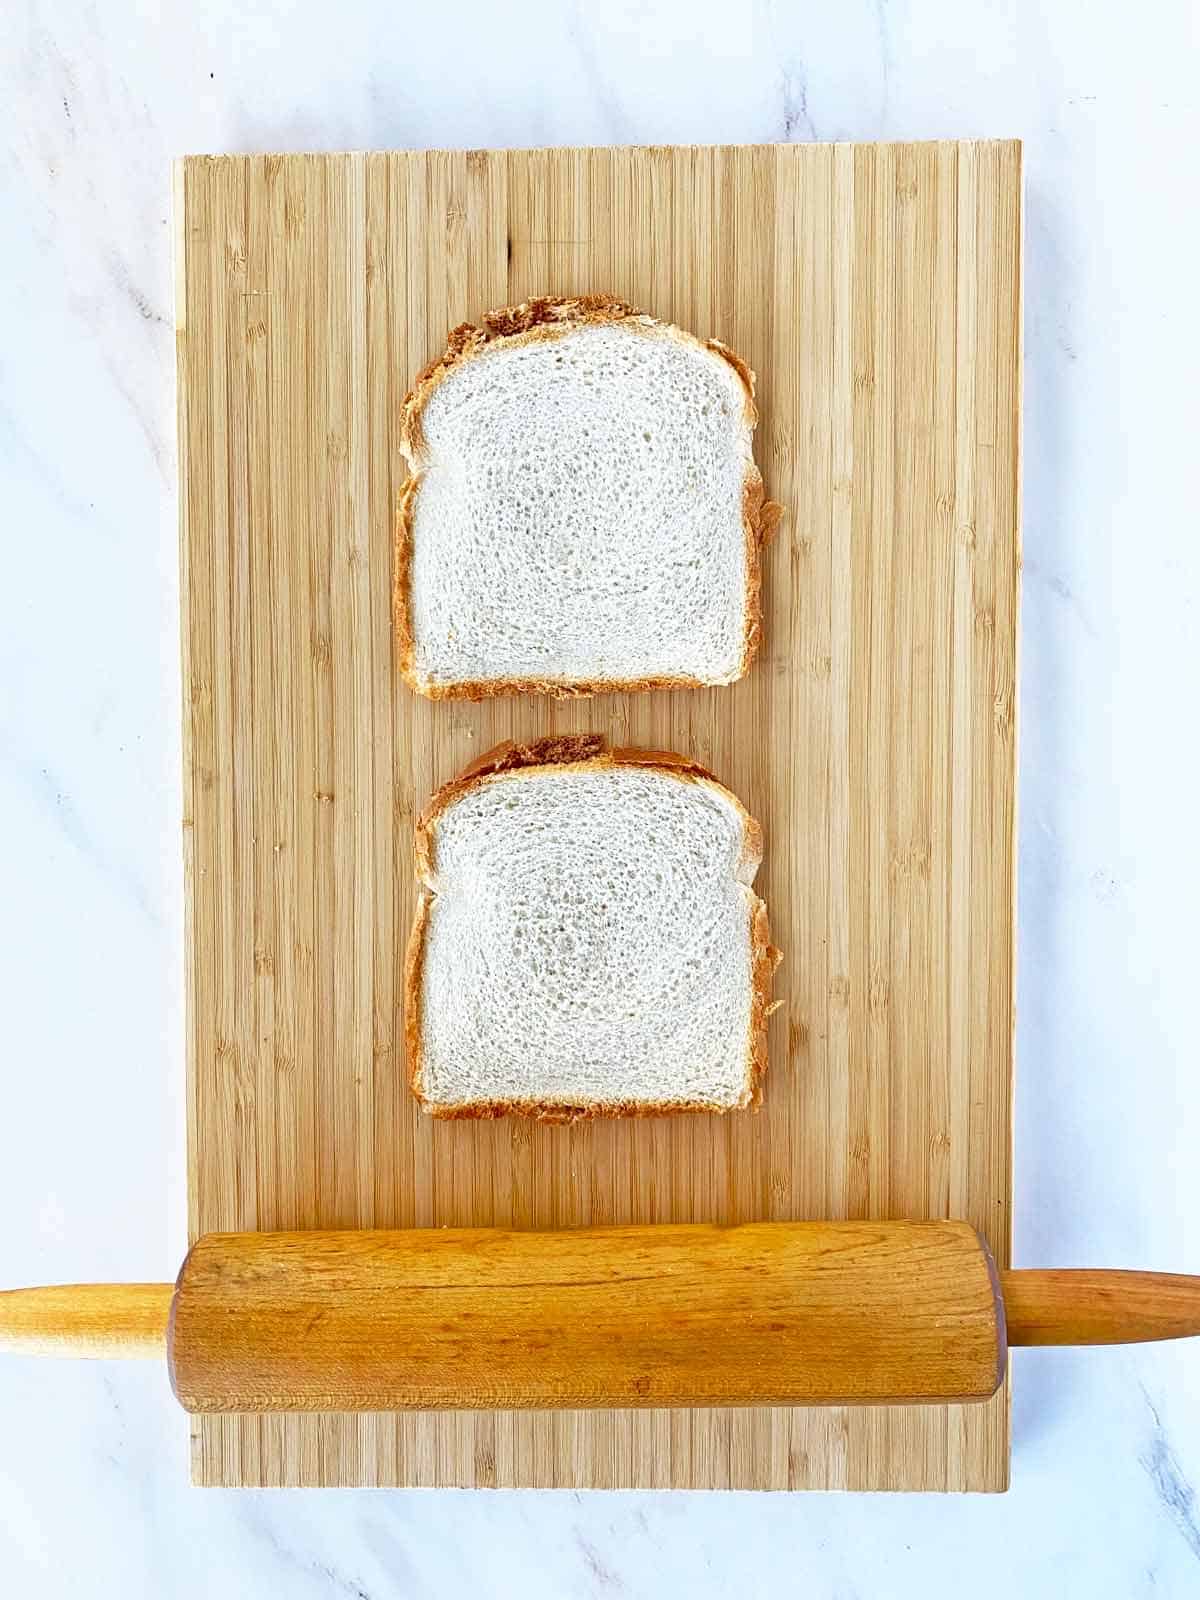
175,141,1021,1489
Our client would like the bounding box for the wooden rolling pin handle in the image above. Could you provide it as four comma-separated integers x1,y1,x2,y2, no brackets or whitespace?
1001,1269,1200,1346
0,1283,172,1358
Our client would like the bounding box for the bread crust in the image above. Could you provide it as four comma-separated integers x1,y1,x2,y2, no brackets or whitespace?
406,735,781,1123
395,295,784,700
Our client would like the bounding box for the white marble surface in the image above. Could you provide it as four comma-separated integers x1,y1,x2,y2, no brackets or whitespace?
2,0,1199,1592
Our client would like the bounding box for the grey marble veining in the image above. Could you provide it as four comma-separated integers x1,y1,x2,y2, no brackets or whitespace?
2,0,1199,1594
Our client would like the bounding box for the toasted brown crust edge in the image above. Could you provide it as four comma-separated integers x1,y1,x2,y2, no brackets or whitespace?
394,295,784,700
405,734,781,1124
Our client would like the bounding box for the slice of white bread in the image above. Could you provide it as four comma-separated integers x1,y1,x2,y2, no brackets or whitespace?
396,295,782,700
405,734,780,1122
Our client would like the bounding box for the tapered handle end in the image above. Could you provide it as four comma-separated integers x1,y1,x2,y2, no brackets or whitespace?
1002,1269,1200,1347
0,1284,173,1359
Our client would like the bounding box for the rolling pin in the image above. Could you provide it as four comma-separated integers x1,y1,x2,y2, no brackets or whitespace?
2,1221,1199,1413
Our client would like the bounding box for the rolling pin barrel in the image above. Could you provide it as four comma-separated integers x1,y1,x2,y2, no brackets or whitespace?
166,1220,1007,1413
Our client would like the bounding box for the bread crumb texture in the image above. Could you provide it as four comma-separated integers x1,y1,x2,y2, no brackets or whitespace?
397,296,781,698
407,737,779,1122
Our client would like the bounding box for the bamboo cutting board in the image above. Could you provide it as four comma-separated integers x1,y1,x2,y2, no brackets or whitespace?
176,140,1021,1490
